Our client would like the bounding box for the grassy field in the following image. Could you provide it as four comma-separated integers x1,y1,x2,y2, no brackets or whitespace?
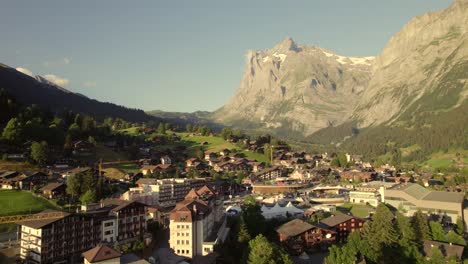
95,144,128,161
336,202,374,218
103,162,139,180
422,148,467,171
0,190,59,216
177,132,268,163
0,161,39,172
117,127,141,136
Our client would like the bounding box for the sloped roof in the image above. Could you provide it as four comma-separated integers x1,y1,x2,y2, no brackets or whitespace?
422,191,464,203
17,210,70,229
320,213,355,228
423,240,464,259
276,219,314,238
185,188,201,200
41,182,65,191
82,244,121,263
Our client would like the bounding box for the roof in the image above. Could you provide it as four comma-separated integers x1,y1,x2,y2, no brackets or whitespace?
423,240,464,259
391,183,464,203
120,253,150,264
276,219,314,238
136,178,158,185
320,213,355,228
422,191,465,203
41,182,65,191
82,244,121,263
17,210,70,229
185,188,201,200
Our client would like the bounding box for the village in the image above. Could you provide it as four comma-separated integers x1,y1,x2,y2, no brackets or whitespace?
0,124,466,264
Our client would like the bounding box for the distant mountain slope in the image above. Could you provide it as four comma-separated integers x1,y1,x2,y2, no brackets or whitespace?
0,64,153,122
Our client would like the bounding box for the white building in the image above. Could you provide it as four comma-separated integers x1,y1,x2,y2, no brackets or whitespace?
169,186,227,258
349,190,381,207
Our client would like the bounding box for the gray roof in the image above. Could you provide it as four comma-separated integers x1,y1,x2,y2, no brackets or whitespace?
276,219,314,238
423,240,464,259
390,183,464,204
422,191,465,203
320,213,354,228
17,210,70,229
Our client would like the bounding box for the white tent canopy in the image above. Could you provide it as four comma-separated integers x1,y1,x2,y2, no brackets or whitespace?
261,202,304,219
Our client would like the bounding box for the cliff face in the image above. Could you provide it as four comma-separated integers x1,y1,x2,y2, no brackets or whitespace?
353,0,468,127
213,38,374,136
215,0,468,139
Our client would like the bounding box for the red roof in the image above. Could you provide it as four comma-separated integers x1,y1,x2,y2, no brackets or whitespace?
82,244,121,263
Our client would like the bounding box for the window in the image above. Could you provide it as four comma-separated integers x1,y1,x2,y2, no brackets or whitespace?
177,240,180,245
186,225,189,229
351,223,355,227
177,232,180,236
104,230,113,235
181,250,185,254
187,250,190,255
104,222,114,227
177,250,180,254
186,240,189,245
186,233,189,236
177,225,180,229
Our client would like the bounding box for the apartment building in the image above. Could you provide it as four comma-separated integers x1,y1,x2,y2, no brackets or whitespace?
125,178,206,207
18,200,148,264
169,185,228,258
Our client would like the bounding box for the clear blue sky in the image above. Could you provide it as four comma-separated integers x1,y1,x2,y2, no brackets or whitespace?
1,0,452,112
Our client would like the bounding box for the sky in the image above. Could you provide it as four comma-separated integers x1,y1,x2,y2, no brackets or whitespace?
1,0,453,112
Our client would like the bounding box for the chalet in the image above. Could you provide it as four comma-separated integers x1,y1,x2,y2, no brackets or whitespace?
0,171,21,189
61,167,94,179
17,171,48,189
72,140,94,155
319,213,365,243
186,158,202,168
276,219,336,254
82,244,121,264
248,161,265,172
125,172,143,183
289,169,315,182
41,182,67,199
141,164,174,176
204,152,218,161
340,171,375,183
160,155,172,165
219,149,231,156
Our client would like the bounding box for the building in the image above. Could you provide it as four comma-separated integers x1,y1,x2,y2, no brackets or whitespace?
276,219,336,254
18,200,148,264
422,240,464,260
348,190,381,207
250,166,283,182
82,244,121,264
319,214,365,243
41,182,67,199
383,183,465,226
128,178,206,207
169,186,228,259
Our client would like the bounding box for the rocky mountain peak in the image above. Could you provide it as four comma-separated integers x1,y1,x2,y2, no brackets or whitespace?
272,37,300,52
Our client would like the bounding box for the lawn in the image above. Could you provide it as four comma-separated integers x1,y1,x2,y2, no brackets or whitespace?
177,132,268,163
95,144,128,162
117,127,141,136
0,190,58,216
103,162,139,180
422,148,467,171
336,202,374,218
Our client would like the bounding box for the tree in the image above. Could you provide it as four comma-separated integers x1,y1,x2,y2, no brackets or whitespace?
428,247,445,264
455,218,464,235
2,118,23,143
247,234,292,264
330,158,341,167
264,143,271,164
31,141,48,165
88,136,96,146
413,210,431,245
157,123,166,134
185,124,193,132
446,230,466,246
80,189,96,205
66,174,83,198
238,221,251,244
361,203,398,262
429,221,447,242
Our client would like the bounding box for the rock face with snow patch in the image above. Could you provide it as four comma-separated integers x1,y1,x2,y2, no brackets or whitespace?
213,37,373,136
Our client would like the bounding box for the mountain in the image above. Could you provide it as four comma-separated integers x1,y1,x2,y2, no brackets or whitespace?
0,64,154,122
213,37,374,138
214,0,467,153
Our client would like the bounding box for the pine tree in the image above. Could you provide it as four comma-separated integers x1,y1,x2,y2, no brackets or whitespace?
455,218,464,235
428,247,445,264
413,210,431,245
446,230,466,246
429,221,447,242
238,221,251,244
